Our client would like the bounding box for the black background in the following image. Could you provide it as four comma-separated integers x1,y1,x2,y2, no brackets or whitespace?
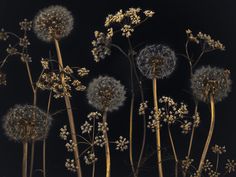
0,0,235,177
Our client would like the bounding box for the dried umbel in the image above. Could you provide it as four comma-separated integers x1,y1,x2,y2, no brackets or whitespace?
136,44,177,79
3,105,52,142
33,5,74,42
191,66,231,103
87,76,126,112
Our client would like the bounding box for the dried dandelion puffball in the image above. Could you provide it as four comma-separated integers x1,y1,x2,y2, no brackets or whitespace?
191,66,231,103
87,76,126,112
3,105,52,142
33,5,74,42
136,44,177,79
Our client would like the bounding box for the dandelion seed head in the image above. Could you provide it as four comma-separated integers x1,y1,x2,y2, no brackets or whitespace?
33,5,74,42
87,76,126,112
191,66,231,103
136,44,177,79
3,104,52,142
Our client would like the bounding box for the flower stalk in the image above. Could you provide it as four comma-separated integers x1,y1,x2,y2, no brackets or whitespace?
152,78,163,177
54,38,83,177
197,94,215,175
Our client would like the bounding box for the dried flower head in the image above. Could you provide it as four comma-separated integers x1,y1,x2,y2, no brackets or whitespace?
115,136,129,151
3,104,52,142
91,31,112,62
211,144,226,155
191,66,231,103
33,5,74,42
87,76,126,112
225,159,236,174
19,19,33,31
136,44,177,79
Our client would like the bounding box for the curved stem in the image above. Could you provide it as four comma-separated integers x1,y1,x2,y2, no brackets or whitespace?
185,40,193,76
153,78,163,177
129,93,137,177
22,142,28,177
54,39,83,177
102,111,111,177
127,38,147,177
187,102,198,158
197,94,215,175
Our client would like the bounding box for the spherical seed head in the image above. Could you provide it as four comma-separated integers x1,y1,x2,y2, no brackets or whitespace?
136,44,177,79
191,66,232,103
87,76,126,112
33,5,74,42
3,105,52,142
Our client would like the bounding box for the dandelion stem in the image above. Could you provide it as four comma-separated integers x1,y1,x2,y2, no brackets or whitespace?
29,141,35,177
22,141,28,177
43,139,46,177
152,78,163,177
54,39,83,177
197,94,215,175
102,110,111,177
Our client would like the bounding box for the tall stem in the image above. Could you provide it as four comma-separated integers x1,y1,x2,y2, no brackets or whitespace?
197,94,215,175
168,125,178,177
25,61,37,177
152,78,163,177
91,110,96,177
29,141,35,177
54,39,82,177
43,139,46,177
22,142,28,177
43,91,52,177
129,93,137,177
102,111,111,177
127,39,147,177
187,102,198,158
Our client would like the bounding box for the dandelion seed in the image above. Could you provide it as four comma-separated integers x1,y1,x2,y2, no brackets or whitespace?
3,104,52,142
87,76,126,112
136,44,177,79
191,66,231,103
33,5,74,42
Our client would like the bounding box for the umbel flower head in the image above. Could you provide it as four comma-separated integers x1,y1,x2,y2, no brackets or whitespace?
191,66,231,103
136,44,177,79
33,5,74,42
3,104,52,142
87,76,126,112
